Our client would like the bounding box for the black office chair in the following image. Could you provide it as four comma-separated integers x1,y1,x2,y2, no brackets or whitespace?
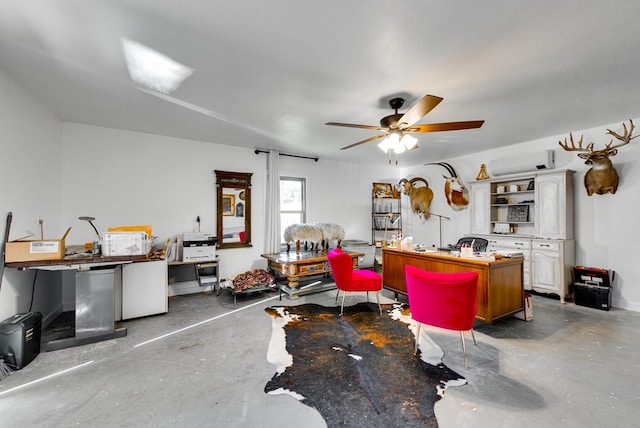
455,237,488,252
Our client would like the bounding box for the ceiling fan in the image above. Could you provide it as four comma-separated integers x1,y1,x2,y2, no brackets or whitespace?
326,94,484,153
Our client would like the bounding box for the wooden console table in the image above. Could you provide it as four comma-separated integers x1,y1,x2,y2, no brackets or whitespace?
382,248,524,323
261,250,363,298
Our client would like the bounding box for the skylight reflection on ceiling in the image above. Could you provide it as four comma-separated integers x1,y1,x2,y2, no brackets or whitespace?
121,38,193,94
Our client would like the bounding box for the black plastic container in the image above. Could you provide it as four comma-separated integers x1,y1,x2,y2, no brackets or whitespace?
573,266,615,311
0,311,42,369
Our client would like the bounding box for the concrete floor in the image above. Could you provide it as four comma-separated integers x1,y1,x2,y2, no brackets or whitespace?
1,285,639,427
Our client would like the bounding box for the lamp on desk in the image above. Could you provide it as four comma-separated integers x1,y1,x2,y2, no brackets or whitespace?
79,216,101,237
383,213,401,247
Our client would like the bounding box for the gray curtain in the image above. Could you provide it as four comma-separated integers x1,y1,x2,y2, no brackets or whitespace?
264,150,281,253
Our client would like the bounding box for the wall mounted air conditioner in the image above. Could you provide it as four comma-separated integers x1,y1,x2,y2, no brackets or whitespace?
489,149,555,176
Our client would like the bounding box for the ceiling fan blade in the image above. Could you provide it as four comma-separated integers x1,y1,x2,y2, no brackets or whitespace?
406,120,485,133
340,133,387,150
326,122,386,131
397,94,443,128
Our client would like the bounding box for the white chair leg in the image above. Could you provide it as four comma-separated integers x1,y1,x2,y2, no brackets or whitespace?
460,331,469,369
375,291,381,314
471,328,477,345
414,322,421,354
340,292,347,316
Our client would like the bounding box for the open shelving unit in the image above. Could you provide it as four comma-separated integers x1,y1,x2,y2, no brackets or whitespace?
489,176,536,236
371,184,402,248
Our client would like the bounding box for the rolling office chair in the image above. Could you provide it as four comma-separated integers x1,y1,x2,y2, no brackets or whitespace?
327,248,383,316
455,237,489,252
404,265,479,369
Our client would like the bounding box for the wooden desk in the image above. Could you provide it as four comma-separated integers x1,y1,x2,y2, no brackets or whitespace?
261,250,363,297
5,245,148,270
382,248,524,324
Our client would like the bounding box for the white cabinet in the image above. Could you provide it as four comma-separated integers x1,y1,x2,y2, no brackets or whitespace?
531,239,575,303
470,170,573,239
470,169,575,303
469,181,491,235
535,171,574,239
487,236,531,290
121,260,168,320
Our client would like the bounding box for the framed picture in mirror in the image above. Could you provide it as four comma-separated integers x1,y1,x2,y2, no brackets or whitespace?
222,194,235,216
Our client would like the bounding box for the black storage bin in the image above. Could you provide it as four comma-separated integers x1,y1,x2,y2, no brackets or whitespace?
574,284,611,311
573,266,615,311
0,311,42,369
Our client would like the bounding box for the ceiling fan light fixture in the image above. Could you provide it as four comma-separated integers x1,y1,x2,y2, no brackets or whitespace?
377,137,393,153
378,130,404,153
378,131,417,154
401,134,418,150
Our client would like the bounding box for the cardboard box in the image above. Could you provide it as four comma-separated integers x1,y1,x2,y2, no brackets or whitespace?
5,228,71,263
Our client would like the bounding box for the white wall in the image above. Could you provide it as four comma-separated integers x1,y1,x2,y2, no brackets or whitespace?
398,119,640,312
0,68,64,321
61,123,392,279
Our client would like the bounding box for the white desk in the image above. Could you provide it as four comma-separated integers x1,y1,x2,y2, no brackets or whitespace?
168,258,220,296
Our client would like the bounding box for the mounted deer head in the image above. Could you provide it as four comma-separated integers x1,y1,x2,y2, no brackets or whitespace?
558,119,637,195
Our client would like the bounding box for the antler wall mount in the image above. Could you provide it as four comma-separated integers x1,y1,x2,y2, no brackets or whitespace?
558,119,637,196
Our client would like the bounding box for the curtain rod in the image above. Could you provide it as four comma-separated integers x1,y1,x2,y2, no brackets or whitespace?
254,149,319,162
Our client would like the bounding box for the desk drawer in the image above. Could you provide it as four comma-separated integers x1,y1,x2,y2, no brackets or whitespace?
297,263,327,274
532,241,559,251
487,237,530,250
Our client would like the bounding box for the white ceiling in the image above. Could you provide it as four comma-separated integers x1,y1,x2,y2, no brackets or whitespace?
2,0,640,167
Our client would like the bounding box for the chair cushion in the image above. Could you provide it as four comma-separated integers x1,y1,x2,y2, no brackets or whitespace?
344,269,382,292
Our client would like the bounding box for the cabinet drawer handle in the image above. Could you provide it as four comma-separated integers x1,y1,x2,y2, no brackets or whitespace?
540,244,550,248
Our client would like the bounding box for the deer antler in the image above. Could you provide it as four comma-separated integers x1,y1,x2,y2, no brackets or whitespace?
558,133,594,152
605,119,637,150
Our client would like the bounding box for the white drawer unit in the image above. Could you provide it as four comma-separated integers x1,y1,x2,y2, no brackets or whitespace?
531,239,575,303
487,237,531,289
532,240,560,251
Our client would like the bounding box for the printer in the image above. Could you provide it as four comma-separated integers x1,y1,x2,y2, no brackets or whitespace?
182,232,217,261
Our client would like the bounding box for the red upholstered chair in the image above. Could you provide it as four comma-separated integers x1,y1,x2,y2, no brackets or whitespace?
404,265,479,369
327,248,382,316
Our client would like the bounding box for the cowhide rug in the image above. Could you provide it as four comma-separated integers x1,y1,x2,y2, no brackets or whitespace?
264,302,466,427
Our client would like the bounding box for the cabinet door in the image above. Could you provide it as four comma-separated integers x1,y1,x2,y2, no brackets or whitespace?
470,181,491,235
532,249,559,292
122,260,168,319
535,172,573,239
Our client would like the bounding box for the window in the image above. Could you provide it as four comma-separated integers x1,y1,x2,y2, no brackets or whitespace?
280,177,306,242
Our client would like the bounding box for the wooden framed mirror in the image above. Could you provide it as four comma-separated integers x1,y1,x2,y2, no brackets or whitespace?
215,170,252,249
